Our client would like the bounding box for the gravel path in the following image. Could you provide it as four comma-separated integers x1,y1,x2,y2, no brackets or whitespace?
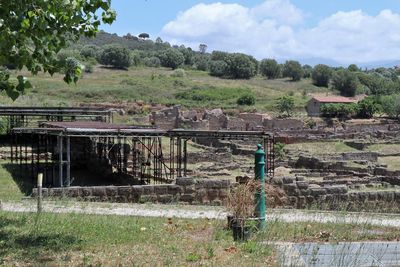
1,201,400,227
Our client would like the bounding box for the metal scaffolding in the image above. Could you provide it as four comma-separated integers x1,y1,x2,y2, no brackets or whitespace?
0,106,114,133
12,122,274,186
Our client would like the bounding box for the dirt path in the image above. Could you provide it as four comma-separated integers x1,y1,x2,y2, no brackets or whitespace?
1,201,400,227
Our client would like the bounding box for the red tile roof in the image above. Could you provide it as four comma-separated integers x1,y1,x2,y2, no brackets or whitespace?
312,96,357,103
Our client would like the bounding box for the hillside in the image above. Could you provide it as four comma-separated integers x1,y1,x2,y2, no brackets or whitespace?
0,66,327,115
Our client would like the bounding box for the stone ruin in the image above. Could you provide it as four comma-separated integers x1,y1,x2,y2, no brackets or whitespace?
149,105,302,131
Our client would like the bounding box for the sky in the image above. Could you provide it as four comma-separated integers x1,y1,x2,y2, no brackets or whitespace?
100,0,400,65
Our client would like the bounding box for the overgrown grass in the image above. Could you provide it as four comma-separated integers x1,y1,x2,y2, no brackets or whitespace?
0,161,25,201
366,144,400,155
0,66,326,113
0,211,399,266
378,156,400,171
285,141,358,155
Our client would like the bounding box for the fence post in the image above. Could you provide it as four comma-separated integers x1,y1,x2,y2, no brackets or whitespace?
37,173,43,213
255,144,266,230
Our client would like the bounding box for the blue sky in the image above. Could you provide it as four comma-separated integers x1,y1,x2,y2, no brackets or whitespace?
100,0,400,64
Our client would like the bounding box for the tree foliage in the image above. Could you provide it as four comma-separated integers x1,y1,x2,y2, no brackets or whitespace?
0,0,116,99
332,70,359,97
312,64,332,87
381,95,400,120
98,45,131,69
282,60,303,81
320,103,357,119
209,60,228,77
158,49,185,69
225,53,257,79
276,95,295,117
260,59,281,79
356,97,380,119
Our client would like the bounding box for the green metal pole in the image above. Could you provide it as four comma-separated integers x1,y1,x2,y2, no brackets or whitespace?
255,144,266,230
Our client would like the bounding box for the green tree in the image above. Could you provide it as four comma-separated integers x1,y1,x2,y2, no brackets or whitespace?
98,45,131,69
332,70,359,97
193,54,210,71
282,60,303,81
312,64,332,87
0,0,115,100
225,53,257,79
381,95,400,120
260,59,281,79
302,64,313,78
211,51,229,61
80,45,100,59
158,49,185,69
348,64,359,72
276,95,295,117
356,97,380,119
209,60,228,77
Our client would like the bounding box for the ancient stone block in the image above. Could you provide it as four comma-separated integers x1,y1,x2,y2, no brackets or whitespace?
118,186,132,197
282,177,294,184
296,181,309,190
105,186,118,197
92,187,106,197
207,189,219,200
283,183,297,192
142,185,154,195
179,194,195,203
167,185,183,195
310,188,326,197
67,187,81,198
153,185,169,195
175,177,195,186
82,187,92,197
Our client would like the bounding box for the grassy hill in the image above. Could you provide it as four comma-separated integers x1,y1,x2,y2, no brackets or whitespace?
0,66,328,115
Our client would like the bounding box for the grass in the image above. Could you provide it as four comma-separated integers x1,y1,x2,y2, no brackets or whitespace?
0,162,25,201
366,144,400,155
285,141,357,155
1,211,399,266
378,156,400,171
0,66,327,113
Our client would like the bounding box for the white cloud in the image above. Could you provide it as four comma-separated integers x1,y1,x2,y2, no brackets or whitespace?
161,1,400,64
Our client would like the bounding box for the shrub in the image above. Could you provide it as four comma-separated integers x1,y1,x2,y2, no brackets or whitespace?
260,59,281,79
209,60,228,77
158,49,185,69
171,68,186,78
356,97,380,119
98,45,131,69
193,55,210,71
80,45,99,59
276,95,295,117
143,57,161,68
381,95,400,120
321,103,357,119
274,142,286,160
237,94,255,105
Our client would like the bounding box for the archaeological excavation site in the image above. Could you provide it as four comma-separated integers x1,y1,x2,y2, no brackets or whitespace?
2,105,399,212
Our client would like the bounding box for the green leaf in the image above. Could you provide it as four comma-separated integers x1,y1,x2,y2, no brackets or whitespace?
6,88,20,101
21,19,30,29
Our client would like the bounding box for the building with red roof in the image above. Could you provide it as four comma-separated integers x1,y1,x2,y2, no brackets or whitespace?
307,95,357,117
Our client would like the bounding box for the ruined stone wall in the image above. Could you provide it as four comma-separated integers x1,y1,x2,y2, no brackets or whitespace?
272,176,400,212
32,178,231,206
264,118,304,131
